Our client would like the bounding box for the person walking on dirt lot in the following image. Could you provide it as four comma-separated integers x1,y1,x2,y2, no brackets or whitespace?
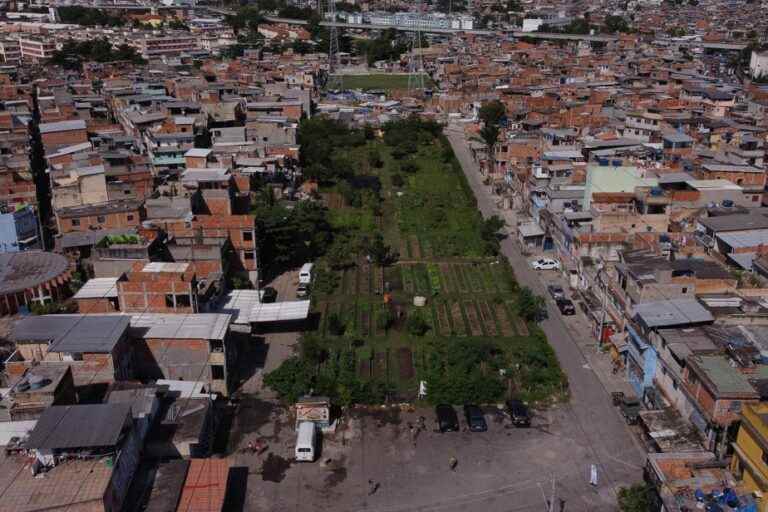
368,479,380,495
449,456,458,471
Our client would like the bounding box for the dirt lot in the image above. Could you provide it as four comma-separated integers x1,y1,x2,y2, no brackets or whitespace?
230,399,642,512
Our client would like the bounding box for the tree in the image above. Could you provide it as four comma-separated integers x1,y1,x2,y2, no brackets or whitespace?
263,357,313,403
367,234,399,267
480,215,506,255
479,123,500,176
478,100,505,178
603,15,631,33
406,315,430,336
618,484,654,512
254,201,332,270
516,287,546,321
478,100,506,127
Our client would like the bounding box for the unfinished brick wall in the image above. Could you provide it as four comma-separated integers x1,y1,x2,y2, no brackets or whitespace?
58,208,142,234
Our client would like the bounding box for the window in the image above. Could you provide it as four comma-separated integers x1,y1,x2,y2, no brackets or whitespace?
96,215,106,223
210,339,223,352
71,218,80,226
672,379,678,390
211,365,225,380
753,195,760,202
165,294,175,307
175,294,191,307
244,251,254,260
127,214,134,221
124,190,131,195
682,287,688,294
242,231,253,242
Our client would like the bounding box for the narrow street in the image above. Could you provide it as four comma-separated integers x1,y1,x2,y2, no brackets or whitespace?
445,125,646,507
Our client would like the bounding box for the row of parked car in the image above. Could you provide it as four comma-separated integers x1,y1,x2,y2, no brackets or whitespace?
435,400,531,433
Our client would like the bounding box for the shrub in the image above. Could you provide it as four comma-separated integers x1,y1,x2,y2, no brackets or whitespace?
327,312,346,336
391,174,405,188
406,314,430,336
376,308,394,331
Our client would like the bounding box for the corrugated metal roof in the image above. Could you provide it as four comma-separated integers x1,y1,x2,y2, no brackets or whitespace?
39,119,86,134
25,404,131,450
0,251,69,295
250,300,310,323
633,299,713,328
130,313,231,340
717,229,768,249
12,314,129,353
73,277,119,299
217,290,262,324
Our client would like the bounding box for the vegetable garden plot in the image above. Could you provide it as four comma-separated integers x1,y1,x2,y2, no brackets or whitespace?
452,265,470,293
343,302,358,334
480,266,498,292
359,304,372,337
341,268,352,295
400,237,412,259
491,264,516,292
420,237,434,259
450,302,468,335
401,265,415,293
478,301,498,336
384,266,402,292
435,301,451,335
463,302,484,336
463,265,486,293
495,303,515,336
410,236,422,259
438,264,455,293
373,350,388,379
398,347,414,379
413,264,430,295
426,263,441,295
359,264,372,295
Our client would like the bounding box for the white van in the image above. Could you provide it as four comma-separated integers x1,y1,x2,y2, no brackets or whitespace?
295,421,317,462
299,263,314,285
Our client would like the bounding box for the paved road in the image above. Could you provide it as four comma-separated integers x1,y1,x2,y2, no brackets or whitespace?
445,125,646,509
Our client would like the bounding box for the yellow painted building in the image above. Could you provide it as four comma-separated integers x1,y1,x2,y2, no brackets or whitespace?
731,403,768,510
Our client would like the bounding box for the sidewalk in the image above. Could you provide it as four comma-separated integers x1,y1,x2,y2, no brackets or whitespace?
446,124,635,399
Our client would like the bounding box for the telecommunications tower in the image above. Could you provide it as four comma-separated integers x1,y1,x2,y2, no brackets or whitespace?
407,1,425,93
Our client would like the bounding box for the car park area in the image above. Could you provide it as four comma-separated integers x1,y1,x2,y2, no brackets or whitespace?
234,400,635,512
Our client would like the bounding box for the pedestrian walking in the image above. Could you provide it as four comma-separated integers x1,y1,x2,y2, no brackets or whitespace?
368,479,380,496
449,456,458,471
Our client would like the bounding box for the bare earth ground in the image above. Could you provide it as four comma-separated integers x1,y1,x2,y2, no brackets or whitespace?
230,401,642,512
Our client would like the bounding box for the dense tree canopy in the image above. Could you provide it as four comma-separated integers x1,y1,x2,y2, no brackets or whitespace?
58,6,125,26
49,39,145,70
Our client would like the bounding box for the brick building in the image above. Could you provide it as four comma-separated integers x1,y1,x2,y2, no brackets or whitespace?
117,261,200,314
56,199,144,234
39,119,88,150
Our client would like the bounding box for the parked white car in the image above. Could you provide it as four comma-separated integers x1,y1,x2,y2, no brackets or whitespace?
530,258,560,270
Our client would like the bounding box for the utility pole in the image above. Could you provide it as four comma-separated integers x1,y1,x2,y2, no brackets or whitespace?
325,0,341,81
407,0,425,94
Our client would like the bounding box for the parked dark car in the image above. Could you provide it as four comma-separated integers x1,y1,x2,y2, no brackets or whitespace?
506,399,531,427
296,283,310,298
435,404,459,432
463,404,488,432
261,287,278,303
547,285,565,301
556,298,576,315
